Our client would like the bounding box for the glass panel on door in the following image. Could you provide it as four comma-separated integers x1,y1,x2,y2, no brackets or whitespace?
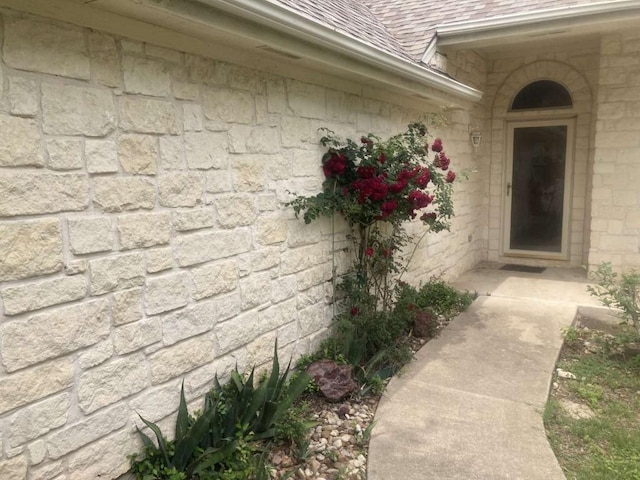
510,125,567,253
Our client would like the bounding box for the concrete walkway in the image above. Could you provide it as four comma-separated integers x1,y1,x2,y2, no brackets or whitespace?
368,263,601,480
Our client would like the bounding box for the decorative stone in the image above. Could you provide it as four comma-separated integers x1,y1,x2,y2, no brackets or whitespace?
42,83,115,136
1,275,86,315
215,194,256,227
123,56,171,97
67,430,135,480
8,77,39,117
203,87,254,124
413,311,437,338
173,209,214,231
45,405,127,459
3,17,89,79
175,229,251,266
144,272,191,315
232,154,266,191
306,360,357,402
0,172,88,216
159,136,186,170
112,287,143,325
0,299,110,371
205,170,233,193
183,103,203,131
8,393,70,447
93,177,156,212
0,115,43,166
77,354,149,413
185,131,228,170
68,216,113,254
191,260,238,300
117,212,171,250
118,134,158,175
149,334,216,384
112,318,162,354
556,368,577,380
0,219,62,281
161,293,240,345
240,271,272,310
158,173,204,207
256,217,288,245
46,138,83,170
0,456,27,480
119,96,180,134
286,80,327,119
89,253,145,295
88,31,120,87
146,248,174,273
77,341,113,370
0,358,73,415
85,139,118,173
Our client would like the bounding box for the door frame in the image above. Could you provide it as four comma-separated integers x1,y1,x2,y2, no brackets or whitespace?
502,118,576,260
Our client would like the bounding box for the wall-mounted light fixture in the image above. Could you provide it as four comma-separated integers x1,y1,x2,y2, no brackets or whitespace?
470,130,482,148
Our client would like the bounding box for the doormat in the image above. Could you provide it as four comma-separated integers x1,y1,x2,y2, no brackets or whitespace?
499,264,546,273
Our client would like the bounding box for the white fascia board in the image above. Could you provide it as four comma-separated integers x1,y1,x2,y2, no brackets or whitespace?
436,0,640,46
194,0,482,102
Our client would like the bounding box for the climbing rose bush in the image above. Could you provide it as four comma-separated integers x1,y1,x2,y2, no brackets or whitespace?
289,123,456,312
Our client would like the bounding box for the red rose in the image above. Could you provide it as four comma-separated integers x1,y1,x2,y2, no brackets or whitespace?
365,247,374,257
378,153,386,164
408,190,433,209
350,306,359,316
381,199,398,217
438,152,450,171
415,167,430,188
432,138,443,153
446,170,456,183
357,166,376,179
322,153,346,178
389,180,407,194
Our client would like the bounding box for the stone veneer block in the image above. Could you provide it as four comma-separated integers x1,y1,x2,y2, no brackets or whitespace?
93,177,156,212
159,136,186,170
42,83,115,136
118,212,171,250
191,260,238,300
0,115,43,167
46,138,83,170
185,131,228,170
89,253,146,295
66,430,135,480
68,216,114,254
85,139,118,173
8,393,70,447
144,272,191,315
0,219,62,281
158,173,205,207
118,134,159,175
0,173,89,216
112,287,143,325
119,96,180,134
0,456,28,479
202,87,254,124
149,335,216,384
0,299,110,371
77,354,149,413
3,17,90,79
175,229,252,266
1,276,87,315
0,358,73,415
123,56,171,97
112,318,162,354
8,77,39,117
88,32,120,87
215,194,257,227
161,293,241,345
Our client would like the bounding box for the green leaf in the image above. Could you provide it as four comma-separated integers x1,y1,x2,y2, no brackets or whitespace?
174,382,189,443
138,414,171,468
173,405,216,471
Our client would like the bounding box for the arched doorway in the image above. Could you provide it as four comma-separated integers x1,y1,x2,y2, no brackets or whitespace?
504,81,574,257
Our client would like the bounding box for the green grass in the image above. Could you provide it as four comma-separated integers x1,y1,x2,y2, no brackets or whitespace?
545,324,640,480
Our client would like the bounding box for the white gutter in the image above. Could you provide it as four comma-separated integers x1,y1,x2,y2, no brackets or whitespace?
193,0,482,102
435,0,640,46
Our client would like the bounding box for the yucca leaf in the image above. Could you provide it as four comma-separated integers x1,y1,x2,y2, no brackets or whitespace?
173,406,215,470
135,425,155,450
137,414,171,467
175,382,189,443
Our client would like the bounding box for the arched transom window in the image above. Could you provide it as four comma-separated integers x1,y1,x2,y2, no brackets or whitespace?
510,80,572,111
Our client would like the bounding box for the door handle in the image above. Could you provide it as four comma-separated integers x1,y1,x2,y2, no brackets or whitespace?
506,182,512,196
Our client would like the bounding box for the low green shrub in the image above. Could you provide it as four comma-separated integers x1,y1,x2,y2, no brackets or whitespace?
129,343,311,479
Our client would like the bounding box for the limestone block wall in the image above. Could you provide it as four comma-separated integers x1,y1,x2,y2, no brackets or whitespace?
589,29,640,271
0,10,487,480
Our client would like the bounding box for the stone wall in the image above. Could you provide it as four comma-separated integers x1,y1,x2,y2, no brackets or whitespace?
589,29,640,271
0,10,486,480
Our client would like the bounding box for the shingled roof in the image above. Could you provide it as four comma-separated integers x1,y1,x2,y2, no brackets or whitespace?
273,0,620,61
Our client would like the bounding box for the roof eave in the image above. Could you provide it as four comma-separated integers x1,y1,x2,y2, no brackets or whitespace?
435,0,640,47
195,0,482,102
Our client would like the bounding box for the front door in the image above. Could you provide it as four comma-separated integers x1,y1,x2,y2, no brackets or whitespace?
504,120,574,259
